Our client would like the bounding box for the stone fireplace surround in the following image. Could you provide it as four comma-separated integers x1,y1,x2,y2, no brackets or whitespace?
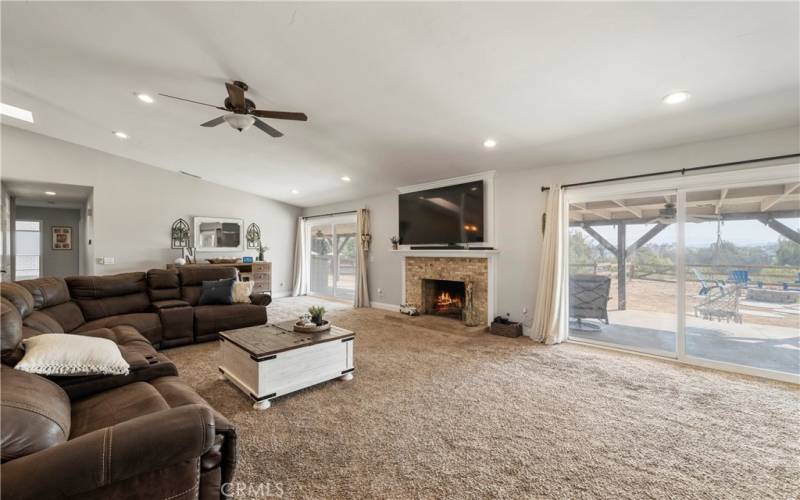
399,249,498,326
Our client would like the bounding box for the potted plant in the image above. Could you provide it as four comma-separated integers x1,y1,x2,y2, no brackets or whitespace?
308,306,327,326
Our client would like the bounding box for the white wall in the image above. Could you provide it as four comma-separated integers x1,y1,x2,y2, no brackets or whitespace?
1,126,301,297
304,126,800,326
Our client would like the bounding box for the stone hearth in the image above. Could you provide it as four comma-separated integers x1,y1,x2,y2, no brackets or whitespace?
404,256,489,326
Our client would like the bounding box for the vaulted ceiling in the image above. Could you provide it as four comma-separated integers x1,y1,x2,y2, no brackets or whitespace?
2,2,798,207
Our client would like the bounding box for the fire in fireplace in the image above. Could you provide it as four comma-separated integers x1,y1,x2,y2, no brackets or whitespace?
422,279,465,319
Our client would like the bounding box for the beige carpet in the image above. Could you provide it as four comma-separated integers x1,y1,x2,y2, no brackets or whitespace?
165,297,800,499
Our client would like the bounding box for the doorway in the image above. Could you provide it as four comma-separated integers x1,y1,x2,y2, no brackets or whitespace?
307,214,357,301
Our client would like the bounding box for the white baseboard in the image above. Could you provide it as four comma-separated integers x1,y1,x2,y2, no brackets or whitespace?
370,301,400,312
270,291,292,299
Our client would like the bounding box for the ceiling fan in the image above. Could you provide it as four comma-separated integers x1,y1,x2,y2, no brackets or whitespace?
159,81,307,137
646,202,720,224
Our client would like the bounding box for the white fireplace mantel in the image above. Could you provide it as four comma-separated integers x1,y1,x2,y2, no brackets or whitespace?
397,249,498,325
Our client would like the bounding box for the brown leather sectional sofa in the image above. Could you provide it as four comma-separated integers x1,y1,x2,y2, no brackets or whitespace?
0,266,271,499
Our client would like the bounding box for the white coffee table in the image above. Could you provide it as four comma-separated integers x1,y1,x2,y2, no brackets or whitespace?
218,320,355,410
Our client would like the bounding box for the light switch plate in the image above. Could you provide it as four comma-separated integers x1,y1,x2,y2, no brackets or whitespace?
103,257,115,265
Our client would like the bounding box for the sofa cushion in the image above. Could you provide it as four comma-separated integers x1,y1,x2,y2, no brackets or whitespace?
232,281,254,303
193,303,267,337
40,301,85,333
1,282,35,318
67,273,150,321
1,364,71,461
23,310,65,334
147,269,181,301
72,313,162,345
1,298,23,366
16,334,130,377
17,277,71,310
69,381,169,438
179,267,237,306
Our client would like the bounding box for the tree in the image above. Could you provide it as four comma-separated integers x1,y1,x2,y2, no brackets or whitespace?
775,238,800,266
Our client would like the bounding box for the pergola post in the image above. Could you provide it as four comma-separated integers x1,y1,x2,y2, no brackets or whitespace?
617,222,626,310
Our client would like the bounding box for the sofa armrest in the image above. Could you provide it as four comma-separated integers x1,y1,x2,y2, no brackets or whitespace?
1,404,215,499
249,292,272,307
151,299,191,310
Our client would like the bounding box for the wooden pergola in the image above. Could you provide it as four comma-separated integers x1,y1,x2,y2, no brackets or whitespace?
570,183,800,310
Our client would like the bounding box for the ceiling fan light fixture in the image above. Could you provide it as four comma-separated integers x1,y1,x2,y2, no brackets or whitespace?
223,113,255,132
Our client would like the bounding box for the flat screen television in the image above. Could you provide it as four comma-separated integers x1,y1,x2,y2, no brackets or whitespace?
398,180,485,245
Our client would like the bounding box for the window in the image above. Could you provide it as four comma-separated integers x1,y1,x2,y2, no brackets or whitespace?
15,220,41,280
307,215,357,301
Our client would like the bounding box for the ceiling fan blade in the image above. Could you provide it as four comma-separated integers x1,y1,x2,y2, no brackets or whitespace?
251,110,308,121
158,93,226,110
253,118,283,138
225,82,246,111
200,116,225,127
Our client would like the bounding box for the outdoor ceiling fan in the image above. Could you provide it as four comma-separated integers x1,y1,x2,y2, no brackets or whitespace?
159,81,307,138
646,202,720,224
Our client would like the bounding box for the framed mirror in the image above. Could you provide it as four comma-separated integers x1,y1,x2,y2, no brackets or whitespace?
193,217,244,252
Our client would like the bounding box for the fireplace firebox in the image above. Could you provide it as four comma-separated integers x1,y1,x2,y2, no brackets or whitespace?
421,279,465,319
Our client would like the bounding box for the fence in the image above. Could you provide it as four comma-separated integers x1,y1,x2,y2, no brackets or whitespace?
570,262,799,286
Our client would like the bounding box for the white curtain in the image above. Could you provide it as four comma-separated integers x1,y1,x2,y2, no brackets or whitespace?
531,185,567,344
291,217,308,296
355,209,371,307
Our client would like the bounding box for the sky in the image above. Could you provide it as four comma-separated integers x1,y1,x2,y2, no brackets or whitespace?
588,218,800,247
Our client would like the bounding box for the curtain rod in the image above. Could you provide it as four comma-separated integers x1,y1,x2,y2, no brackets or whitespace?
540,153,800,192
302,210,358,220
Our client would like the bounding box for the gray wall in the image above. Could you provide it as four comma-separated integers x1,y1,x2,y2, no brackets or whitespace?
304,126,800,330
1,126,302,297
15,206,81,277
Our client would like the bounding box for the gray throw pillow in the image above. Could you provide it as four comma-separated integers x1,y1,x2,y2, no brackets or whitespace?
198,278,235,306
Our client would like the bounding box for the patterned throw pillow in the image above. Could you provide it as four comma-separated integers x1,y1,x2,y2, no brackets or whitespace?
232,281,254,304
16,334,129,376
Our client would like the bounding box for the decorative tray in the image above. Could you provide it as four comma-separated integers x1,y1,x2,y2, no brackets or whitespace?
293,320,331,333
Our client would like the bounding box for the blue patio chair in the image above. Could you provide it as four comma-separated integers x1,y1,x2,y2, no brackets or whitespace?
728,270,750,288
692,269,723,296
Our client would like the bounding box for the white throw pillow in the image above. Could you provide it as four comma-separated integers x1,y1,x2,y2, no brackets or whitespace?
232,280,254,303
15,334,130,376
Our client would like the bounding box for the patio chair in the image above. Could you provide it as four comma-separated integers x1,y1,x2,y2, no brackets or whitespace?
783,272,800,291
569,274,611,330
694,284,743,323
692,269,724,296
727,270,750,288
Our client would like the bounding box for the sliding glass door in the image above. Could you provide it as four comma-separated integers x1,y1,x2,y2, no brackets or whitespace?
567,191,679,357
308,215,357,301
683,184,799,375
565,166,800,382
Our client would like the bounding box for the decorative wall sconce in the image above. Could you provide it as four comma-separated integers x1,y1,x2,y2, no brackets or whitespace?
246,223,261,249
171,218,191,249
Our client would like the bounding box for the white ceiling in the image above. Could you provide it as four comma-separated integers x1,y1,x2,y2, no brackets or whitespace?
1,2,798,207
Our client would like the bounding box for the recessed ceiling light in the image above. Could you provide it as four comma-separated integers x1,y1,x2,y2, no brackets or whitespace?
662,91,691,105
483,138,497,149
341,176,351,182
135,93,154,104
0,103,34,123
44,191,57,196
114,131,129,139
291,189,300,194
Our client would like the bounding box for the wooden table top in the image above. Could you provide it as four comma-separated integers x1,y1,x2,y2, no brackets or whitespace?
219,321,355,359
